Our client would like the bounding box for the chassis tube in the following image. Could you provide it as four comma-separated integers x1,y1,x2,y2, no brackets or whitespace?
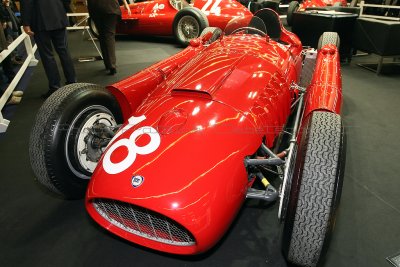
278,92,304,221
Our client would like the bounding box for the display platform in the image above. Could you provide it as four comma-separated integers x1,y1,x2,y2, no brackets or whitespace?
357,61,400,75
291,10,358,61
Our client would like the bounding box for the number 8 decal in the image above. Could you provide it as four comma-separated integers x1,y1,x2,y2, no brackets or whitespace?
103,115,161,175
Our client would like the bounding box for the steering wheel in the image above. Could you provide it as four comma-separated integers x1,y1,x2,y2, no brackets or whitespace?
230,27,266,37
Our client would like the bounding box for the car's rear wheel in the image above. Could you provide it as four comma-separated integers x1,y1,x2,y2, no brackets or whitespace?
282,111,345,267
318,31,340,50
88,17,99,39
29,83,122,199
287,1,299,26
173,7,209,46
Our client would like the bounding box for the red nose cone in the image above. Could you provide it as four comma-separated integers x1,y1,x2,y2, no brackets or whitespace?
321,45,337,55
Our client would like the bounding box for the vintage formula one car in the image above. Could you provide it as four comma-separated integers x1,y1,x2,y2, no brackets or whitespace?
286,0,348,25
88,0,252,45
30,9,345,267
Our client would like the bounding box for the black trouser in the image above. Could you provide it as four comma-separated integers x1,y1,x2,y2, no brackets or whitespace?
91,13,118,69
34,28,76,91
1,56,14,83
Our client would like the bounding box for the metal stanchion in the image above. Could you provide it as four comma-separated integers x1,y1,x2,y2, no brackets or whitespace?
67,13,103,62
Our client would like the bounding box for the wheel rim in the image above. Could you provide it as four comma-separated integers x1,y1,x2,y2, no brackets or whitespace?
177,16,200,42
65,105,117,180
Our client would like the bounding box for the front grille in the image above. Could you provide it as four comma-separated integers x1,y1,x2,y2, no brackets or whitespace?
92,198,196,246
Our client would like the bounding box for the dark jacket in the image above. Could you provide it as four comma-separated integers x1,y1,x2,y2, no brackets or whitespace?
87,0,121,16
20,0,70,31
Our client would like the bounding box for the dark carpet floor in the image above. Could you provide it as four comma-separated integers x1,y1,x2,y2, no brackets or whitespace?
0,30,399,267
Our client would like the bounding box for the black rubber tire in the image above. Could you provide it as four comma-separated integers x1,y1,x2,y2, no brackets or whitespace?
199,27,222,44
88,17,99,39
282,111,345,267
287,1,299,26
317,31,340,50
29,83,123,199
173,7,209,46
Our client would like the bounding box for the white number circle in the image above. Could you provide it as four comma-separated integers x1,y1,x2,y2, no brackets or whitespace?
103,138,137,175
103,117,161,175
130,127,160,155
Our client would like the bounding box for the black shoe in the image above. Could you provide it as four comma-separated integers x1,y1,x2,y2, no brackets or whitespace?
41,90,55,99
108,68,116,75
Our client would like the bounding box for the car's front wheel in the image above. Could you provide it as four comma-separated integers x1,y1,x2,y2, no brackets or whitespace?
173,7,209,46
282,111,345,267
29,83,122,199
318,31,340,50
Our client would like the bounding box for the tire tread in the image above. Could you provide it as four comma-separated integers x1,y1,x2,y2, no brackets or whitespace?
287,111,342,267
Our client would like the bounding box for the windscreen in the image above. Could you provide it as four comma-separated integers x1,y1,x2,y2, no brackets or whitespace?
224,16,267,36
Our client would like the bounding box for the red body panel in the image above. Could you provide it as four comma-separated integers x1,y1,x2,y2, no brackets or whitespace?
116,0,252,36
108,46,201,120
85,16,342,255
303,44,342,117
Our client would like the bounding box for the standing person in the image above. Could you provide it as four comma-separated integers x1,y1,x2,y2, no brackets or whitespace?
0,10,15,83
0,22,22,105
1,0,23,64
87,0,131,75
20,0,77,98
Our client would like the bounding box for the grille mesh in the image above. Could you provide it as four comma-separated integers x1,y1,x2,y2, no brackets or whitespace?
92,198,195,246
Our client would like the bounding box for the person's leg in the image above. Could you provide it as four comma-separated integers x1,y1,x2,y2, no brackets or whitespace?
12,31,24,61
2,56,15,82
101,14,118,71
50,28,77,84
34,31,61,91
92,14,111,70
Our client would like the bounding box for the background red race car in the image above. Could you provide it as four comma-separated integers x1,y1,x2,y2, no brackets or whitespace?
88,0,252,45
30,9,345,267
286,0,348,25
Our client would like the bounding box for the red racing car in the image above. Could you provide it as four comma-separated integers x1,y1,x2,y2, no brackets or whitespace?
30,9,345,267
286,0,348,25
88,0,252,45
